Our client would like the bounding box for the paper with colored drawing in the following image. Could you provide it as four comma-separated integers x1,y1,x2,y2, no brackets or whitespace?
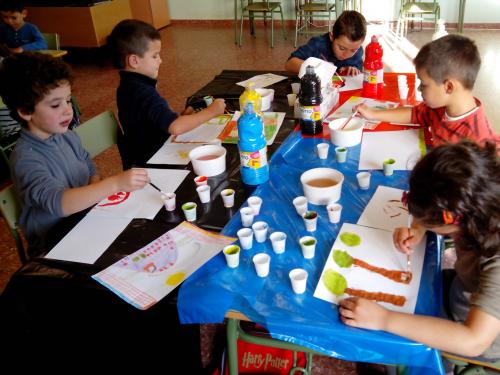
314,223,425,314
236,73,287,88
357,186,409,232
147,143,200,165
338,73,364,92
45,215,132,264
358,129,424,170
168,114,231,143
92,222,236,310
218,111,285,146
88,168,189,219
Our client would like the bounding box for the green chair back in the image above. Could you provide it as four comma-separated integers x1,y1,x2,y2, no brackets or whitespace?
41,32,61,50
442,352,500,374
74,110,119,158
0,184,27,264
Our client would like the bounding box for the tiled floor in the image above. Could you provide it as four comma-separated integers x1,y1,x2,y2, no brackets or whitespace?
1,22,499,374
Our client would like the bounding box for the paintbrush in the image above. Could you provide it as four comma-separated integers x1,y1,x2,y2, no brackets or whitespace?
149,182,167,195
340,109,359,130
335,71,344,83
406,213,413,273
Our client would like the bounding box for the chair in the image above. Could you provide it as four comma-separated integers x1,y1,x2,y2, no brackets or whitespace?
41,32,61,50
239,0,286,48
395,0,440,39
295,0,337,47
0,184,28,264
74,110,119,158
442,352,500,374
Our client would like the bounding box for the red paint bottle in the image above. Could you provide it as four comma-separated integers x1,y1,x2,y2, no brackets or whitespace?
362,36,384,98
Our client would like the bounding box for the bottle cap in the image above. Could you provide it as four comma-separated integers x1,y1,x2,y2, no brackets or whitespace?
244,102,254,114
371,35,378,43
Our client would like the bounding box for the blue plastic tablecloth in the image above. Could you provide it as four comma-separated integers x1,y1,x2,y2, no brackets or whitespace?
178,130,444,374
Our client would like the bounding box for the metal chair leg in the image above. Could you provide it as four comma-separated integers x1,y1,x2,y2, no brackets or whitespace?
239,10,245,46
271,11,274,48
280,6,287,40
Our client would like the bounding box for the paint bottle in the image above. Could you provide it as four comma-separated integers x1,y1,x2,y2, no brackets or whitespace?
299,65,323,136
237,103,269,185
239,81,262,116
362,35,384,98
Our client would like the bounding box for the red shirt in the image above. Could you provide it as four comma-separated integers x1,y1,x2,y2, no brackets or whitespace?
411,98,500,148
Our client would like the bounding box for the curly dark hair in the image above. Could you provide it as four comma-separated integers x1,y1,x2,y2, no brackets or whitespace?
407,140,500,257
107,19,161,69
0,52,73,126
331,10,367,42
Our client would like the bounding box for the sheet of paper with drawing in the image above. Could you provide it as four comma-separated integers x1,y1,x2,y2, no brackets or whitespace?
88,168,189,219
92,222,236,310
314,223,425,314
359,129,424,170
168,114,232,144
147,143,200,165
218,111,285,146
338,73,363,92
357,186,409,232
236,73,287,88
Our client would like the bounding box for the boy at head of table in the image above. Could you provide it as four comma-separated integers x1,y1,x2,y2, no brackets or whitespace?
0,0,47,53
357,34,500,149
107,19,226,169
285,10,367,76
340,140,500,362
0,53,149,258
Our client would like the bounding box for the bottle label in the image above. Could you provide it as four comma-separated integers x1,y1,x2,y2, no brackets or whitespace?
364,70,377,84
240,147,268,169
299,105,321,122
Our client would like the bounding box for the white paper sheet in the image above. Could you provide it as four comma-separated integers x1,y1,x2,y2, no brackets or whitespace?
357,186,409,232
88,169,189,219
327,96,398,120
147,143,200,165
45,215,132,264
236,73,287,88
168,115,231,144
314,223,425,314
92,222,236,309
339,73,364,92
359,129,424,170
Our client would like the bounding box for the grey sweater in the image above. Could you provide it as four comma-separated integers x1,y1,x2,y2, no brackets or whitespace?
10,129,96,253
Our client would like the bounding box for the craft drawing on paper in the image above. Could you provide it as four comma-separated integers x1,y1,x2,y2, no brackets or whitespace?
383,199,408,218
322,270,406,306
98,191,130,207
170,114,232,144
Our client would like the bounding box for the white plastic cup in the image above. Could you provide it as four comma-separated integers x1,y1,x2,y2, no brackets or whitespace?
240,207,255,228
289,268,308,294
299,236,317,259
293,196,308,216
221,189,235,208
399,85,409,100
287,93,297,107
162,193,176,211
247,196,263,215
223,245,240,268
196,185,211,203
397,74,407,83
291,82,300,95
194,175,208,186
269,232,287,254
302,210,318,232
317,143,329,160
383,158,396,176
356,172,371,190
335,147,348,163
326,203,342,224
252,221,269,243
237,228,253,250
182,202,197,222
253,253,270,277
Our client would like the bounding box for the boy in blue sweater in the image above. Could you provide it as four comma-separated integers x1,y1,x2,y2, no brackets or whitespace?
286,10,367,76
0,52,149,257
0,0,47,52
108,19,226,169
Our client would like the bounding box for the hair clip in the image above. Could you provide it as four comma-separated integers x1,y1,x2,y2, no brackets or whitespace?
401,191,409,207
442,210,461,225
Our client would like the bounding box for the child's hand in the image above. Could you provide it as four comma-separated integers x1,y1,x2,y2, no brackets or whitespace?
338,66,361,76
356,104,378,121
117,168,149,192
208,98,226,116
393,225,426,254
339,297,389,330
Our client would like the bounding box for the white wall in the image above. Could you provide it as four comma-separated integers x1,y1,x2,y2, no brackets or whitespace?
167,0,500,24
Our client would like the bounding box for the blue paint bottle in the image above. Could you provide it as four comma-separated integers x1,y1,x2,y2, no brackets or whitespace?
237,103,269,185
